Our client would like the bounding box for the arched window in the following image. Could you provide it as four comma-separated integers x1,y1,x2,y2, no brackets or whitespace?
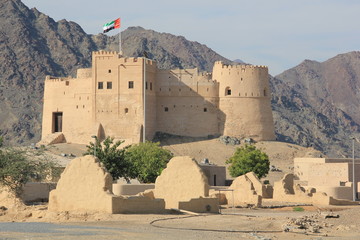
225,87,232,96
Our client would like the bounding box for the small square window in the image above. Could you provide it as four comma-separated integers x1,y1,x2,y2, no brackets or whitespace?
65,81,69,86
98,82,103,89
204,108,207,112
108,69,111,73
107,82,112,89
128,81,134,89
164,107,169,112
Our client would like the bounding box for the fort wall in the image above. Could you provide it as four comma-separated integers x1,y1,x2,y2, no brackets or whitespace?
213,62,275,140
41,51,276,145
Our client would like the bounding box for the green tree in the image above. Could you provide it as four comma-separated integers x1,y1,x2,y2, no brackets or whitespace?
0,148,60,197
84,137,132,181
226,144,270,179
125,141,172,183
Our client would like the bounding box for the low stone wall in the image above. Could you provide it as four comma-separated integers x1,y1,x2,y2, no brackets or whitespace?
22,182,57,203
112,184,155,196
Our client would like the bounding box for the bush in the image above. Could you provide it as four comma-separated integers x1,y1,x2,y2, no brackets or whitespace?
84,137,132,181
125,141,172,183
0,148,60,197
226,144,270,179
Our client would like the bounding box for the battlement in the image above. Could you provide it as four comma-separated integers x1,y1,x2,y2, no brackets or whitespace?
93,50,119,56
93,51,156,66
45,75,72,82
214,61,268,69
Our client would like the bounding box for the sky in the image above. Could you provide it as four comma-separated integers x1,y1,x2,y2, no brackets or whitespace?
22,0,360,75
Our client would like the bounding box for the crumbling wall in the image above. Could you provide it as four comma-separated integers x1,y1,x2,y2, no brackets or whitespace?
226,173,262,207
154,156,216,210
273,173,358,205
48,155,165,214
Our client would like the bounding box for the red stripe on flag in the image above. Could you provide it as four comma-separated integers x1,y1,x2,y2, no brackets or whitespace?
114,18,121,29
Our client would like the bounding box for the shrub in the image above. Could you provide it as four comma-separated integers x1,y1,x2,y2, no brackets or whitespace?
226,144,270,179
84,137,132,181
125,141,172,183
0,148,59,197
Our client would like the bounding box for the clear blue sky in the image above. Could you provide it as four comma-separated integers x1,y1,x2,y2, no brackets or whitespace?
22,0,360,75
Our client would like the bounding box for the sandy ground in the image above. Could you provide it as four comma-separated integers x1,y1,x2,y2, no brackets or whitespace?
1,138,340,239
43,138,321,184
1,203,360,239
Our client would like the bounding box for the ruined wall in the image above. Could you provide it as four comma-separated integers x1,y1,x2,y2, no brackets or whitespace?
154,156,210,209
48,155,115,213
213,62,275,141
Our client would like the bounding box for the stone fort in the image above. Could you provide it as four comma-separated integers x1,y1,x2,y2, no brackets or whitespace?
41,51,275,145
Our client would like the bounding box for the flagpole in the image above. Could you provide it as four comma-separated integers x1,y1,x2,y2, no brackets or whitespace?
119,30,122,55
143,57,146,143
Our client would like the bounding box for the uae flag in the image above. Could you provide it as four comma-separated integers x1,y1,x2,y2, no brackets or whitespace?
103,18,121,33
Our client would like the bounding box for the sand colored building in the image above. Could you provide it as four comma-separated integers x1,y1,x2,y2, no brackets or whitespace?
41,51,275,145
294,158,360,200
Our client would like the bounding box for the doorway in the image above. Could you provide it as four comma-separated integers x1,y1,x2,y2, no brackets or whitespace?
53,112,63,132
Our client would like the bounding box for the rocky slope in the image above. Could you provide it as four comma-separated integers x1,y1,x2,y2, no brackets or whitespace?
0,0,359,157
0,0,231,146
273,53,360,157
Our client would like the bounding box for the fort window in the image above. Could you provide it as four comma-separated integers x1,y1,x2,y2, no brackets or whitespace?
107,82,112,89
150,82,153,90
65,81,69,86
204,108,207,112
207,88,209,92
76,105,78,109
179,88,181,92
98,82,103,89
225,87,232,96
169,88,171,91
164,107,169,112
52,112,63,133
264,89,267,96
146,82,148,90
159,88,162,91
108,69,111,73
124,108,129,114
83,105,85,108
128,81,134,89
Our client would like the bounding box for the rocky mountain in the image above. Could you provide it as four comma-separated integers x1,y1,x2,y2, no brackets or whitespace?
272,53,360,157
0,0,231,146
0,0,359,157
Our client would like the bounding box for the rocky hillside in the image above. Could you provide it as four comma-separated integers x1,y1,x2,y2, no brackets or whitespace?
0,0,359,157
0,0,231,146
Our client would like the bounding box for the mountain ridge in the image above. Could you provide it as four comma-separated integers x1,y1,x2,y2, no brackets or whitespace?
0,0,359,157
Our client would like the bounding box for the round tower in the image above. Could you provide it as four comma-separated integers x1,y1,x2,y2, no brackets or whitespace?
213,62,275,141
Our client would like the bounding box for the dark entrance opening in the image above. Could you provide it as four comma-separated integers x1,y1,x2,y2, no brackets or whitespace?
214,174,217,186
53,112,63,132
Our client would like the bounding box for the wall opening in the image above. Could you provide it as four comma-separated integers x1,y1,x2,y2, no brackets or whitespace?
204,107,207,112
107,82,112,89
164,107,169,112
108,69,111,73
225,87,232,96
264,88,267,96
98,82,103,89
124,108,129,114
214,175,217,186
52,112,63,133
128,81,134,89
